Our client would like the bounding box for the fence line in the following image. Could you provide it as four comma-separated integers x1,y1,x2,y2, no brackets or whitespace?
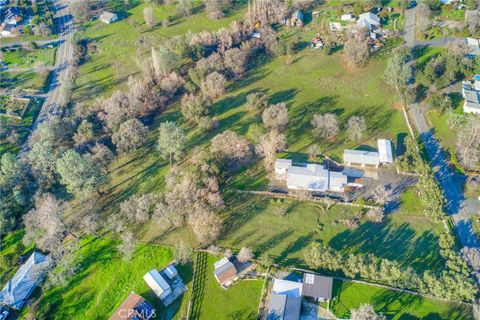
233,189,380,209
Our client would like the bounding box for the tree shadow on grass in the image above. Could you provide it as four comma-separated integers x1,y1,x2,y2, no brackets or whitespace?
329,222,442,273
276,232,315,267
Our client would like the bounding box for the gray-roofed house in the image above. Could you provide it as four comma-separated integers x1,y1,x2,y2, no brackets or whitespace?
268,278,303,320
343,149,380,168
100,11,118,24
213,257,238,287
301,273,333,302
357,12,380,30
267,293,302,320
462,80,480,114
0,252,48,310
275,160,349,192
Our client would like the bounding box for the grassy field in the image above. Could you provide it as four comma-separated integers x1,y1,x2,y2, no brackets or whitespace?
74,0,246,104
24,237,192,320
190,253,263,320
2,47,57,68
0,70,50,92
217,190,445,273
0,231,34,286
329,279,473,319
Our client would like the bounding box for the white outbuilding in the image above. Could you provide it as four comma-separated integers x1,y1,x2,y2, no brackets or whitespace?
143,269,172,301
377,139,394,164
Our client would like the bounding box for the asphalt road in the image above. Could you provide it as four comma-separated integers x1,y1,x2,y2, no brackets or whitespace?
34,0,74,125
404,5,480,247
19,0,74,157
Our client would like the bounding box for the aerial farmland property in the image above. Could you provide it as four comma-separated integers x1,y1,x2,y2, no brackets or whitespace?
1,0,480,319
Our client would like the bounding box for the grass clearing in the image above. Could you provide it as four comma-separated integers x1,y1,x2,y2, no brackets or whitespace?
329,279,473,319
3,47,57,68
0,70,50,92
216,193,445,273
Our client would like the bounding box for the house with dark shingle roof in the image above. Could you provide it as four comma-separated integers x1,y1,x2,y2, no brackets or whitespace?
0,252,48,310
301,273,333,302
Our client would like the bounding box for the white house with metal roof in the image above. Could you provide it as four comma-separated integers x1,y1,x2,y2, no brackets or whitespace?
143,269,172,301
343,139,394,167
275,160,349,192
0,252,48,310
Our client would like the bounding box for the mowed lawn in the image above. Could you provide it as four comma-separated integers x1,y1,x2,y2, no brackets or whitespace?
192,254,263,320
24,237,192,320
329,280,473,319
218,191,445,273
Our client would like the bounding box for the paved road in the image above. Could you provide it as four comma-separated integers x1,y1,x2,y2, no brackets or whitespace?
19,0,74,156
404,5,480,247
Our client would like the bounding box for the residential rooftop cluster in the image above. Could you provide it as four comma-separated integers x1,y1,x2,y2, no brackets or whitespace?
275,139,394,193
268,273,333,320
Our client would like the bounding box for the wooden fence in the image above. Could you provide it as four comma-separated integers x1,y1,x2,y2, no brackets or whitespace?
233,189,380,210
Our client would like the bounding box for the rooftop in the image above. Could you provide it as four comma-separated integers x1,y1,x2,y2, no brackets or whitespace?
109,292,155,320
301,273,333,300
0,252,48,310
213,258,238,285
343,149,380,166
272,279,303,298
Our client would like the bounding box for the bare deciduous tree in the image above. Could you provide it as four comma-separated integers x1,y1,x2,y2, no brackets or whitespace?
237,247,254,262
262,102,288,132
201,71,227,99
457,115,480,170
174,241,193,264
344,25,370,68
23,193,73,259
176,0,194,17
256,130,287,173
223,47,248,76
311,113,339,140
246,91,268,112
211,130,253,170
118,231,136,261
371,185,394,206
189,210,223,243
346,115,367,142
70,0,91,23
415,3,433,35
143,6,155,27
365,207,384,223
